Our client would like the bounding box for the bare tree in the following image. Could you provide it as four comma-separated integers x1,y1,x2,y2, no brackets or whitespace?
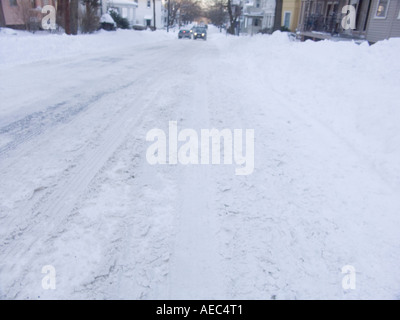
70,0,79,34
273,0,283,32
57,0,71,34
207,0,226,30
165,0,202,27
167,0,180,27
153,0,156,30
81,0,100,33
18,0,35,31
179,0,202,25
226,0,241,35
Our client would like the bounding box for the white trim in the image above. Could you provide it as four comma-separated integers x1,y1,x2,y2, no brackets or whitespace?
374,0,390,19
398,8,400,19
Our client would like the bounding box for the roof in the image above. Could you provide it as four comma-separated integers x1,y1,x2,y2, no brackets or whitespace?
108,0,138,7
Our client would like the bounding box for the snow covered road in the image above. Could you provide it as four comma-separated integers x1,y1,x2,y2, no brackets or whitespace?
1,29,400,299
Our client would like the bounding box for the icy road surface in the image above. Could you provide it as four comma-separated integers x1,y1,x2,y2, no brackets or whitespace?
1,29,400,299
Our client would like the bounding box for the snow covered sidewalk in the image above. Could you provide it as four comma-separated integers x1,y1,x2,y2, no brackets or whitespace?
0,28,400,299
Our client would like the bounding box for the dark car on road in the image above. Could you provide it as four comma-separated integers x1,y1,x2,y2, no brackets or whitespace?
193,27,207,40
178,29,191,39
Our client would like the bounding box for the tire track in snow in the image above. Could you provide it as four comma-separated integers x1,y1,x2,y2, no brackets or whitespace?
166,43,225,299
0,45,183,298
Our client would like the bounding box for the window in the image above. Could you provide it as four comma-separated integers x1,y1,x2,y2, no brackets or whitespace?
375,0,390,18
284,12,291,29
9,0,18,6
398,8,400,19
325,2,339,17
256,0,260,8
254,18,259,27
147,0,151,8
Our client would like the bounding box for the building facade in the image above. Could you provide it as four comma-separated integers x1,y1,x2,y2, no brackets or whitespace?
282,0,301,31
134,0,163,28
297,0,400,42
366,0,400,42
297,0,372,40
0,0,56,29
240,0,276,35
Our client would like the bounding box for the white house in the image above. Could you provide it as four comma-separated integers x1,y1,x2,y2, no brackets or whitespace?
134,0,164,28
240,0,276,35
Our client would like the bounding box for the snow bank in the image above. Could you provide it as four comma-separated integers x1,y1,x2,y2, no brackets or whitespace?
219,32,400,192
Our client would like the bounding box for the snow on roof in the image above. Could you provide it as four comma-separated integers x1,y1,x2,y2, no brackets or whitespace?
108,0,138,7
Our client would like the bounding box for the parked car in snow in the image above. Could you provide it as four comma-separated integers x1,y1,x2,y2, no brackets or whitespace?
178,29,191,39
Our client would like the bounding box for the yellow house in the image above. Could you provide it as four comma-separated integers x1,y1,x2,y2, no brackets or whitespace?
281,0,301,32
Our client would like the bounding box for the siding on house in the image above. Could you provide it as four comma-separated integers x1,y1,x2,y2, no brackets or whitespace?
0,0,25,27
282,0,301,31
366,0,400,42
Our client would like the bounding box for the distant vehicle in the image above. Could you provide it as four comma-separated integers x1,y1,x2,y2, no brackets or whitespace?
193,27,207,40
178,29,191,39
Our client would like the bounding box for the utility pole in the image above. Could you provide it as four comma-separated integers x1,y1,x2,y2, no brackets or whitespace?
70,0,79,35
153,0,156,30
65,0,71,34
167,0,170,32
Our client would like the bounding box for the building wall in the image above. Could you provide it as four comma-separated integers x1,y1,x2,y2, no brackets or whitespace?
241,0,275,34
0,0,55,28
135,0,163,28
282,0,301,31
366,0,400,42
1,0,25,26
0,2,6,27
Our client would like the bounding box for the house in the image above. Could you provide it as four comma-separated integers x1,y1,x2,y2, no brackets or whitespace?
103,0,138,27
134,0,164,28
0,0,56,30
297,0,400,43
366,0,400,43
281,0,301,31
297,0,372,40
240,0,276,35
